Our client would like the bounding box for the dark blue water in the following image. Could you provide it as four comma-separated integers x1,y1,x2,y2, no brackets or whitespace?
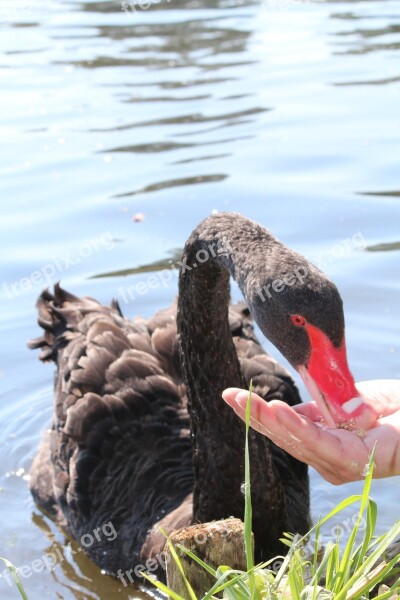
1,0,399,597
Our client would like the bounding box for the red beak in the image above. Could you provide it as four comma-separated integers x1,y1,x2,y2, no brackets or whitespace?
297,322,377,429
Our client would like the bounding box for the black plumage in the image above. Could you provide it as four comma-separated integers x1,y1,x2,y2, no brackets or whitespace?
29,213,327,581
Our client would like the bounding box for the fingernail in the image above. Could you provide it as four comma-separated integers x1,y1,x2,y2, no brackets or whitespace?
222,387,242,400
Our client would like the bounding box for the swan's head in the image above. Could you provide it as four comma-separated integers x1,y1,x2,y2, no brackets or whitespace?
247,259,377,430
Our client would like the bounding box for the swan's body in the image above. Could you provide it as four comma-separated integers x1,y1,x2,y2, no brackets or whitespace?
30,213,362,580
30,289,307,576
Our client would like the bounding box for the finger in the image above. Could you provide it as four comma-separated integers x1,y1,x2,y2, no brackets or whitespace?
246,404,357,483
222,388,286,441
270,399,373,472
362,412,400,477
232,390,370,477
223,390,337,465
356,380,400,416
223,388,306,449
293,401,324,421
222,389,371,482
222,387,250,410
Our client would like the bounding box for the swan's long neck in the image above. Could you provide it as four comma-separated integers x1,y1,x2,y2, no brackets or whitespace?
177,213,289,547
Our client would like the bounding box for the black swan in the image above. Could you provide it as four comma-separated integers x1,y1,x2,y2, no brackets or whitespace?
29,212,365,582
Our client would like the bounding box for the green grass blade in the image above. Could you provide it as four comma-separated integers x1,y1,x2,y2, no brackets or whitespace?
345,552,400,599
244,381,254,574
374,585,400,600
274,548,293,580
333,449,377,593
203,570,249,600
353,497,378,573
288,547,305,600
309,495,362,532
176,544,217,577
324,542,340,590
244,382,259,599
311,541,338,588
0,558,29,600
143,435,399,600
141,571,187,600
312,523,321,577
283,494,363,561
335,519,400,599
288,567,302,600
214,566,251,599
158,528,197,600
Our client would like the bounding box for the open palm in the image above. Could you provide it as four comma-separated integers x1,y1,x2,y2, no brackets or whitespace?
223,380,400,483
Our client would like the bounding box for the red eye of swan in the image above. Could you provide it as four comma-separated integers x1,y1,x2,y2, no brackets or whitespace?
291,315,306,327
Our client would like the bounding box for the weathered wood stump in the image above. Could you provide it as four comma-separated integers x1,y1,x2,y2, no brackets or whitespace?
165,518,250,599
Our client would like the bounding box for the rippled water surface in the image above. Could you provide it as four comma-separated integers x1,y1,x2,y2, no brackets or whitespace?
1,0,400,597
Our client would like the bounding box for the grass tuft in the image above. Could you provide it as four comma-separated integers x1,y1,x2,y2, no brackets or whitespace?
146,385,400,599
3,386,400,599
0,557,29,600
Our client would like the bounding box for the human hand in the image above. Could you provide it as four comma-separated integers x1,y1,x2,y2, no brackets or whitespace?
222,380,400,484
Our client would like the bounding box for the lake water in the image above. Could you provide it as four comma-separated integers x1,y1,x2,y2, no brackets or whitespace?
0,0,399,597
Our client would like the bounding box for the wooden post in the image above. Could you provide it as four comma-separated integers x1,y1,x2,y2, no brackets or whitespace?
165,518,250,599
